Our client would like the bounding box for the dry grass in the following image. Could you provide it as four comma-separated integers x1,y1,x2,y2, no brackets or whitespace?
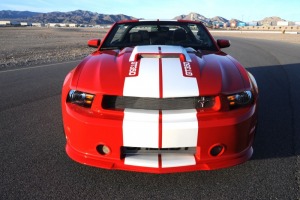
0,27,299,69
0,27,107,69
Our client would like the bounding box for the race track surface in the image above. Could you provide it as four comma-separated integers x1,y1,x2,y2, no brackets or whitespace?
1,37,300,199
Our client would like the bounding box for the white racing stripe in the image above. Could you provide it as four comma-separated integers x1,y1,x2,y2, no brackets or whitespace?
124,154,159,168
124,153,196,168
123,46,199,168
123,58,160,97
123,108,198,168
162,58,199,98
161,154,196,168
123,109,159,148
162,109,198,148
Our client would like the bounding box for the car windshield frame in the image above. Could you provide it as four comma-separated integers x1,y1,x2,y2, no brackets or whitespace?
100,21,218,51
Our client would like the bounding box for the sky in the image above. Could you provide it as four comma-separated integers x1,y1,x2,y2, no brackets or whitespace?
1,0,300,22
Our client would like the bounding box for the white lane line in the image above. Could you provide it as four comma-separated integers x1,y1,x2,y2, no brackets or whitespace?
0,60,81,74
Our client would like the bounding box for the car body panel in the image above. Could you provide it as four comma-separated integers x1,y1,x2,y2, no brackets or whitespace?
72,47,249,97
62,20,258,173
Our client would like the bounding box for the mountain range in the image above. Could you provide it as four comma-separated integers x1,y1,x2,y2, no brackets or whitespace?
0,10,287,25
174,13,245,25
0,10,136,24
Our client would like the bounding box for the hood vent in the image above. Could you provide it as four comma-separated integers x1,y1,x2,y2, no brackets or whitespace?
129,45,191,62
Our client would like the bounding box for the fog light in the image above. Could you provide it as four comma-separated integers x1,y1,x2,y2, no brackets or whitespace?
96,145,111,155
209,144,225,157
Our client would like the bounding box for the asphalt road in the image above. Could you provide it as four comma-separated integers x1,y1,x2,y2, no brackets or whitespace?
1,37,300,199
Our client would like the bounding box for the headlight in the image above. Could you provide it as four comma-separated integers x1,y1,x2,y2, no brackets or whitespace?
67,90,95,108
227,90,253,108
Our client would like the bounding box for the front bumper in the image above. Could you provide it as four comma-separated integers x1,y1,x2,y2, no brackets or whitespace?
62,102,257,173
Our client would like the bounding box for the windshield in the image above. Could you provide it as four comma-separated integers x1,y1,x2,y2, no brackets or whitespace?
101,21,217,51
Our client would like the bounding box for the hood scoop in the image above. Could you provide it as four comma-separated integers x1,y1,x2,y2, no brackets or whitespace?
129,45,192,62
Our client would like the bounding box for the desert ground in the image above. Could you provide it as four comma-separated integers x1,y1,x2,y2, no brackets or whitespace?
0,26,299,69
0,27,106,69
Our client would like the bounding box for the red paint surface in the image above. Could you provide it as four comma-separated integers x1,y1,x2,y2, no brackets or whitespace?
61,20,258,173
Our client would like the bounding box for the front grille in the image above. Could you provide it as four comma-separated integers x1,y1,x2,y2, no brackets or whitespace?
102,95,215,110
121,147,196,155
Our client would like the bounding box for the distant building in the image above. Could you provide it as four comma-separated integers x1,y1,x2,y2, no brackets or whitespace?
212,21,224,28
223,22,230,28
248,21,259,26
230,22,237,28
68,23,77,27
0,21,11,26
260,21,273,26
229,19,240,28
47,23,58,27
20,22,31,26
237,22,246,27
11,21,21,26
277,21,295,26
0,20,21,26
32,23,42,27
47,23,80,28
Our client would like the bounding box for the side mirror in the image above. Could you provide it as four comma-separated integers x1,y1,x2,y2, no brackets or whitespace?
88,39,101,48
217,39,230,48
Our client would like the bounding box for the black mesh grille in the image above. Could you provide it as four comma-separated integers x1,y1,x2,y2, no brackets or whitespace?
102,95,215,110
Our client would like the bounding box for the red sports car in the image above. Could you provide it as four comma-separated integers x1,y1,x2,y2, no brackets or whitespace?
62,20,258,173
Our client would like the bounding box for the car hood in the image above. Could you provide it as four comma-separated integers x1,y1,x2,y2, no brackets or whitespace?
74,45,250,97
